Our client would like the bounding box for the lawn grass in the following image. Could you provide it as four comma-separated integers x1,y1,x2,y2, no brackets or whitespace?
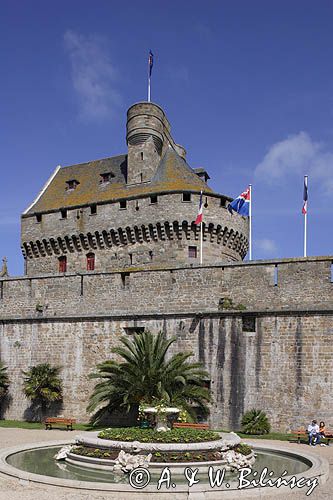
0,420,296,442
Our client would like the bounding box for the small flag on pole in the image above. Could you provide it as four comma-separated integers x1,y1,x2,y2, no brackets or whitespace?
195,191,203,225
302,176,308,215
148,50,154,77
228,187,250,216
302,175,308,257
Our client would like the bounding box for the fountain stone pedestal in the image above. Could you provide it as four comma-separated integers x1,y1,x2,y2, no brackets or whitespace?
142,407,180,431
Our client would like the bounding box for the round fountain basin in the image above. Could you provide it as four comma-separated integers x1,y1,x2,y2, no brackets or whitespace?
0,439,329,496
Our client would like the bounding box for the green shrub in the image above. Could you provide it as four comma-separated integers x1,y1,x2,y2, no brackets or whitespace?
241,409,271,435
98,427,220,443
235,443,253,456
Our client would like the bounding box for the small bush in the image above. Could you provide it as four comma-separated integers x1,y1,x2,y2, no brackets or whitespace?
241,409,271,435
235,443,253,456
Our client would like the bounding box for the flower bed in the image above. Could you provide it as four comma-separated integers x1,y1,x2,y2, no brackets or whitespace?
98,427,220,443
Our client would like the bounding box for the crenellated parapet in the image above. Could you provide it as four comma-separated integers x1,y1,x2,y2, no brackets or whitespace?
21,218,248,275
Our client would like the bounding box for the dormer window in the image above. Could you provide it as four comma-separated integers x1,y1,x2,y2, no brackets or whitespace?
66,179,80,191
100,172,114,184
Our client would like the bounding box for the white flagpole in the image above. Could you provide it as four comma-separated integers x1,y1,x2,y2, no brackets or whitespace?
200,221,203,265
249,184,252,261
148,73,151,102
304,175,308,257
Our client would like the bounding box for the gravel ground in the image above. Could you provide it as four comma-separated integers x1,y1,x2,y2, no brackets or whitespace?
0,428,331,499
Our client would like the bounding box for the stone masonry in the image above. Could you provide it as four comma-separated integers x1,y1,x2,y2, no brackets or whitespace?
0,101,332,431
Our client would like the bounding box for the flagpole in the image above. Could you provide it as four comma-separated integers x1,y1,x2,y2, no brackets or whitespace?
304,175,308,257
148,72,151,102
249,184,252,261
200,221,203,265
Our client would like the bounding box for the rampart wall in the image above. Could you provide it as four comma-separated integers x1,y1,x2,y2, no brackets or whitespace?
0,256,332,430
0,257,332,318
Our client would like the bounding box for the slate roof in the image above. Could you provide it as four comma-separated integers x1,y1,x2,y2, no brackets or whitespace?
25,148,215,214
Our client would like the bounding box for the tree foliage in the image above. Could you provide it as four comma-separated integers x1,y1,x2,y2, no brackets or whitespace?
22,363,62,408
0,362,9,399
87,331,211,425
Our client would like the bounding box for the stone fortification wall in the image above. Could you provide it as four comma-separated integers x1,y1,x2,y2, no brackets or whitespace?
21,193,248,276
0,257,332,319
1,312,332,431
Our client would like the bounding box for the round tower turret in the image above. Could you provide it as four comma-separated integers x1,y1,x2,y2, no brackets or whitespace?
126,102,165,154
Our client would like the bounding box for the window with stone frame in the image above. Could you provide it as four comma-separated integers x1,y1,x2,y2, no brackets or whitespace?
86,253,95,271
182,192,191,202
58,256,67,273
188,245,197,258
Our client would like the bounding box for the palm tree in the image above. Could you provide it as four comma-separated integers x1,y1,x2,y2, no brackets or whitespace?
87,331,211,425
0,362,9,399
22,363,62,421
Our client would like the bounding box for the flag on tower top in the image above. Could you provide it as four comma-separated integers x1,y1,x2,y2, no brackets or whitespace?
195,191,203,225
228,187,250,216
148,50,154,77
302,176,308,215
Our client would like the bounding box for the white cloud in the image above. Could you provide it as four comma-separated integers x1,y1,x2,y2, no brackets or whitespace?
63,30,120,120
254,131,333,196
255,238,277,255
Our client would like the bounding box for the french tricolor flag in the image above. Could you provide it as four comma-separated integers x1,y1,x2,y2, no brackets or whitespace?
195,191,203,225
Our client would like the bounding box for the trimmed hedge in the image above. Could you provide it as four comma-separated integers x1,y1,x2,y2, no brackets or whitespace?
98,427,220,443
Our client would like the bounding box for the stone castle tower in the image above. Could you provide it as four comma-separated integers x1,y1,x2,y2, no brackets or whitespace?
1,100,332,431
21,102,249,276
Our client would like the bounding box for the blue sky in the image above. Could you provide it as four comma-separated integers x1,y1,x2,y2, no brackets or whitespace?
1,0,333,276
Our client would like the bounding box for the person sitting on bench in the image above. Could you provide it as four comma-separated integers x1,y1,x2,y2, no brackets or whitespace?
308,419,320,446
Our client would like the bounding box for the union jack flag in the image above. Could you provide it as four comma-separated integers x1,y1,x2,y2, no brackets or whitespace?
228,187,250,216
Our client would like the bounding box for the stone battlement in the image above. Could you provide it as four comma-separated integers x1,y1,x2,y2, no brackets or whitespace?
1,257,332,320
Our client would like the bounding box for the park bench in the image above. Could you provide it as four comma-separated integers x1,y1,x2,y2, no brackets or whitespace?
290,428,333,445
173,422,209,430
44,417,76,431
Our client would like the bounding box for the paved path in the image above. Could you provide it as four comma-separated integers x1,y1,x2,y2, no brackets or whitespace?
0,428,331,499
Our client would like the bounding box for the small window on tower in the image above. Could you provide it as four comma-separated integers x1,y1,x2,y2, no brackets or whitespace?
140,152,144,160
60,209,67,219
182,193,191,202
100,172,114,184
119,200,127,209
150,195,158,204
188,246,197,258
58,256,67,273
66,179,80,191
90,204,97,215
36,214,42,223
86,252,95,271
